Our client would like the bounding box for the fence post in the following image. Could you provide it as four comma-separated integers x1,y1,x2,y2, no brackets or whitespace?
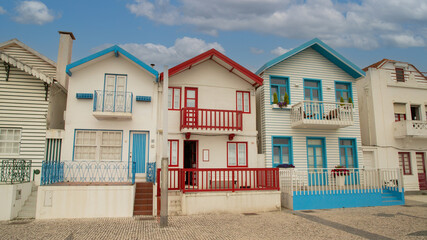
377,169,382,193
232,170,235,192
290,169,294,196
398,168,403,192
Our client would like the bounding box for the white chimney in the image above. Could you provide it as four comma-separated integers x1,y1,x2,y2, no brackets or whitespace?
56,31,75,90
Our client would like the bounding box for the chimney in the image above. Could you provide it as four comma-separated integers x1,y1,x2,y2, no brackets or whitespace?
56,31,75,90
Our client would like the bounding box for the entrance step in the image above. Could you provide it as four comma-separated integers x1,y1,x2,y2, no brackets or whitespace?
133,182,153,216
17,185,38,219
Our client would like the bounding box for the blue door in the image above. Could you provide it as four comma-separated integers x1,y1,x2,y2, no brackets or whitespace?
339,139,358,184
307,138,327,186
131,133,146,174
304,80,323,120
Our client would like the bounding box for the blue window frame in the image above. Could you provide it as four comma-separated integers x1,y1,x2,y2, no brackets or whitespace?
272,136,293,167
339,138,358,168
303,79,322,101
270,75,290,104
335,82,352,103
306,137,326,169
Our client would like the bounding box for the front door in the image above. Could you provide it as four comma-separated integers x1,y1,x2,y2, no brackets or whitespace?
130,132,147,174
184,88,198,127
184,140,198,185
307,138,326,186
416,152,427,190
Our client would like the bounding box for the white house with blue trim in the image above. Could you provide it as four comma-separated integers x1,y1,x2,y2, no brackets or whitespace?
256,38,404,210
36,45,160,219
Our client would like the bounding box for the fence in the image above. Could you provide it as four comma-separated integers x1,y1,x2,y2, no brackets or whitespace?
0,159,32,184
157,168,279,194
279,168,403,196
181,107,243,131
41,161,64,185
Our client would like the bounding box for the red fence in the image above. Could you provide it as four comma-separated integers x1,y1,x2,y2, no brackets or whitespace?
180,108,243,131
157,168,279,195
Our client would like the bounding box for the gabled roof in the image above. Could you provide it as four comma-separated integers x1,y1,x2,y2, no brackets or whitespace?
256,38,365,79
0,39,56,84
66,45,159,80
160,49,263,87
363,58,427,80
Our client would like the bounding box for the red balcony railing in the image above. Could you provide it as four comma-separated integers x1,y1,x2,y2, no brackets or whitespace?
157,168,279,195
180,107,243,131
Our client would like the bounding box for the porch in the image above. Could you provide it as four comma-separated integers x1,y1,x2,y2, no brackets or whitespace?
280,168,405,210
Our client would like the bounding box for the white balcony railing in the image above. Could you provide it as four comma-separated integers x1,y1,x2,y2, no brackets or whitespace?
291,101,353,129
393,120,427,138
93,90,133,119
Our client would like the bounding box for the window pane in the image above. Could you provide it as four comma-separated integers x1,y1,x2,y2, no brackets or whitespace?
237,92,243,111
273,138,289,145
273,146,280,164
336,83,348,90
304,89,311,99
171,141,178,165
186,99,196,107
271,86,278,100
243,92,250,112
238,143,246,166
173,89,180,109
228,143,236,166
282,147,289,164
271,78,286,85
279,87,286,101
305,81,318,87
308,139,322,145
168,88,173,109
187,90,195,98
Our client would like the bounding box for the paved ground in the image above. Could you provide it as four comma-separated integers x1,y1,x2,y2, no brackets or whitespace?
1,195,426,240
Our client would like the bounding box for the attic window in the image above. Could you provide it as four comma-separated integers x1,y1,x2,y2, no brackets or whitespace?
395,68,405,82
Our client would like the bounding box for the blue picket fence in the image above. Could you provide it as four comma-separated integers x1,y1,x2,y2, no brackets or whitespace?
41,161,64,185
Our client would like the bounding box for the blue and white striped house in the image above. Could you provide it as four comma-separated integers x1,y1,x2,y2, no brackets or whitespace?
256,38,405,210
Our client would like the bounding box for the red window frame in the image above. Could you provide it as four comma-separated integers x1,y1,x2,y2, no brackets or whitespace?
236,91,251,113
184,87,198,108
395,68,405,82
394,113,406,122
227,142,248,167
168,87,181,110
398,152,412,175
168,139,179,167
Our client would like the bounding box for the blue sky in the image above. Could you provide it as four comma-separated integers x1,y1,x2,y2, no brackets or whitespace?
0,0,426,73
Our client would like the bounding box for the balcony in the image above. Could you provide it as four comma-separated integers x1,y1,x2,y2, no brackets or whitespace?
180,107,243,134
291,101,353,129
393,120,427,139
93,90,133,120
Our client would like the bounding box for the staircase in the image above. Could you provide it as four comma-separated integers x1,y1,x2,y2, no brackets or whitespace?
381,189,405,206
17,185,38,219
133,182,153,216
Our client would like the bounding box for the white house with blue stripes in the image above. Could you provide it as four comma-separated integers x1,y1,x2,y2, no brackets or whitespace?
256,38,405,210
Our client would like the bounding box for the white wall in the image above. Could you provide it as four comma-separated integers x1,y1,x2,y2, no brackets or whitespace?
36,185,135,219
0,182,33,220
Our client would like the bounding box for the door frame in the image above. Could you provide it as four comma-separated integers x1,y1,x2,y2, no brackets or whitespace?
183,140,199,169
416,152,427,190
128,131,149,176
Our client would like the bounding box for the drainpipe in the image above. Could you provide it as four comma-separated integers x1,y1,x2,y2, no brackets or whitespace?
160,66,169,227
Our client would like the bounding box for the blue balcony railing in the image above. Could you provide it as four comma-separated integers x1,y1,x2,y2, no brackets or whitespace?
93,90,133,113
41,161,64,185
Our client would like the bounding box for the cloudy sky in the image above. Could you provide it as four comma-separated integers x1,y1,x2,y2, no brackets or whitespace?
0,0,426,73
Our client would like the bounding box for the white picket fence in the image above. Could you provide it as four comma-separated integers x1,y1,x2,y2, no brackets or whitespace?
279,168,403,196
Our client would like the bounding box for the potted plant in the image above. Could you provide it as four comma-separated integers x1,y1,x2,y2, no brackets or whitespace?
277,92,290,108
276,163,295,168
331,165,349,187
273,92,279,105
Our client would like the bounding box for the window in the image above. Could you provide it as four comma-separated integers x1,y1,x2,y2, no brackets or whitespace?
306,138,326,169
102,74,129,112
394,103,406,122
74,130,122,161
270,76,290,104
236,91,250,113
168,140,179,167
0,128,21,155
168,87,181,110
335,82,352,103
272,137,292,167
398,152,411,175
304,79,322,101
395,68,405,82
410,105,420,120
339,139,357,168
227,142,247,167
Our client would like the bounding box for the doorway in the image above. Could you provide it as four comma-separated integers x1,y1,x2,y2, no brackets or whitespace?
130,132,147,174
184,140,198,185
416,153,427,190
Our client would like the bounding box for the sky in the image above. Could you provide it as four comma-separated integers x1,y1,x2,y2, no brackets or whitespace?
0,0,426,73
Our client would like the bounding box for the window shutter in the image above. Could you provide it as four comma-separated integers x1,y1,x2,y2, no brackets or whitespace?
394,103,406,114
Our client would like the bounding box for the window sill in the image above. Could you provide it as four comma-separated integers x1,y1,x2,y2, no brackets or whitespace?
271,104,291,110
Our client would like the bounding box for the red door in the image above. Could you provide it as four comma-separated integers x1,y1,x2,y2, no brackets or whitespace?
416,153,427,190
184,88,198,127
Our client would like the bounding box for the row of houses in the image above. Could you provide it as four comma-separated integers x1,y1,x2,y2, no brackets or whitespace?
1,31,426,220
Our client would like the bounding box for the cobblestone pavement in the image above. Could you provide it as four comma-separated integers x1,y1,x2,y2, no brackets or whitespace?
1,196,426,240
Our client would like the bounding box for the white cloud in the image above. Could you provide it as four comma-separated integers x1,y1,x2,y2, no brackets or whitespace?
92,37,225,70
0,6,6,15
250,47,264,55
14,1,56,25
127,0,427,49
271,47,292,56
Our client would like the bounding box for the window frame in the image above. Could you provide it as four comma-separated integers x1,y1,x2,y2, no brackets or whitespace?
0,128,22,156
168,139,179,167
398,152,412,175
271,136,293,168
334,81,353,103
395,68,405,82
269,75,291,105
236,91,251,113
338,138,358,168
73,129,123,162
168,87,181,110
306,137,327,169
227,142,248,167
303,78,323,101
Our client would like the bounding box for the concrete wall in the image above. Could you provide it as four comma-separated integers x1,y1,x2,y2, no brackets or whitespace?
0,182,33,220
36,185,135,219
181,191,280,215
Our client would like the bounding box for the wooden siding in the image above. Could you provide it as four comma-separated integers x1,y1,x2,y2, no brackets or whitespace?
0,65,48,163
1,44,56,79
259,47,364,168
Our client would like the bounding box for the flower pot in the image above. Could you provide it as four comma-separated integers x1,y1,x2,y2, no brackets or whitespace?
335,175,346,188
